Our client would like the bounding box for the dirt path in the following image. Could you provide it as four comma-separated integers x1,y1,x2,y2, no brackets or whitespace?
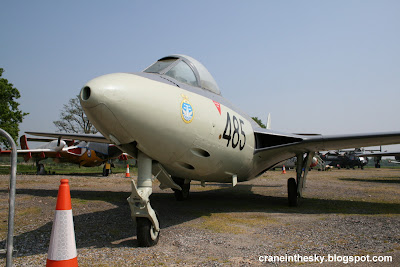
1,168,399,266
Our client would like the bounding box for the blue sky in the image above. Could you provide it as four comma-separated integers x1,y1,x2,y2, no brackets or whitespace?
1,1,400,150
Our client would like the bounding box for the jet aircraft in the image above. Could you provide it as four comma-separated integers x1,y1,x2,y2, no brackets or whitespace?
28,54,400,247
0,135,125,175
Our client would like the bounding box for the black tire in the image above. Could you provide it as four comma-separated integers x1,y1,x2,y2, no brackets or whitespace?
136,217,159,247
288,178,298,207
172,178,190,201
37,164,46,175
102,165,110,176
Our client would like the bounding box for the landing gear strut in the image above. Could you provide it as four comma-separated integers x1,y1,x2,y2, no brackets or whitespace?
127,151,160,247
36,162,46,175
374,156,382,168
287,152,315,207
102,162,112,176
287,177,297,206
172,177,190,201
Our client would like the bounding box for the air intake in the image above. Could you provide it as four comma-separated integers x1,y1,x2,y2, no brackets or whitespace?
81,86,91,100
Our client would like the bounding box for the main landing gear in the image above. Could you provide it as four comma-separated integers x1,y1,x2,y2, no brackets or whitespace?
374,156,382,168
172,177,190,201
287,152,315,207
102,162,112,176
127,151,160,247
36,161,46,175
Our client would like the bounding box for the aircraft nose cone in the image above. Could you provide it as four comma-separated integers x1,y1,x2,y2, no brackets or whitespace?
80,73,128,108
78,73,140,145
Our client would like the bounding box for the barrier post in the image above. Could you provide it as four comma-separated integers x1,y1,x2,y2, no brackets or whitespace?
0,128,18,267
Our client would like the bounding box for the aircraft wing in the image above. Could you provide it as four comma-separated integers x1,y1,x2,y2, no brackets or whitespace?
357,151,400,157
17,149,60,153
0,149,12,155
252,130,400,172
26,130,400,163
0,148,60,161
26,131,110,143
254,130,400,154
301,132,400,152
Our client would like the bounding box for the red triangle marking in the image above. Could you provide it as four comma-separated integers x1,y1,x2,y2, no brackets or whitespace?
213,101,221,115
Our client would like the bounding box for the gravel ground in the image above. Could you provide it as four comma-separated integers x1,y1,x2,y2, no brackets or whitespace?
1,168,400,266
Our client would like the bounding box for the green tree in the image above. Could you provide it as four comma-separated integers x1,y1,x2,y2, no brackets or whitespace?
252,117,266,129
53,95,98,134
0,68,29,148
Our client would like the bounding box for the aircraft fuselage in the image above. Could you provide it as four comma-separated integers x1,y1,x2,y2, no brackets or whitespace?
81,72,259,183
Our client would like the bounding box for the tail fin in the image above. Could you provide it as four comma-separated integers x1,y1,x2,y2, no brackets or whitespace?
266,113,271,130
20,135,32,162
20,135,29,149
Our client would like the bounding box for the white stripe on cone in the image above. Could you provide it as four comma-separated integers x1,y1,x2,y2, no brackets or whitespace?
47,209,77,261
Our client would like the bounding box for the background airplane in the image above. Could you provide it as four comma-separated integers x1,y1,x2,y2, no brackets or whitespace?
357,150,400,168
272,155,320,170
320,149,368,169
28,54,400,247
0,135,127,175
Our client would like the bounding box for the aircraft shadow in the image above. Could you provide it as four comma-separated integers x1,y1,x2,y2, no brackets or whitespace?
339,177,400,184
37,173,111,177
1,184,400,258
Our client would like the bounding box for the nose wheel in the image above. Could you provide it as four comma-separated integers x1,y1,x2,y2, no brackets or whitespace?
136,217,160,247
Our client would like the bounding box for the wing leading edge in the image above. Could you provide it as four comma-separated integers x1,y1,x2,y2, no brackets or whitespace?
357,151,400,157
255,130,400,155
26,132,110,143
302,131,400,152
251,130,400,177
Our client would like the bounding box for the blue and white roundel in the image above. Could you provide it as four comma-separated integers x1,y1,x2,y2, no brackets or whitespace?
181,99,194,123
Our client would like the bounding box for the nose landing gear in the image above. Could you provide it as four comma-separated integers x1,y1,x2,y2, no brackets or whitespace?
127,151,160,247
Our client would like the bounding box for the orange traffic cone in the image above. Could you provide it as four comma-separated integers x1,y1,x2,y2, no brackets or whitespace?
46,179,78,267
125,164,131,178
282,165,287,174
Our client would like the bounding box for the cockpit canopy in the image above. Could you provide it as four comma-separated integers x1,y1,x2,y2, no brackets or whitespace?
143,55,221,95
